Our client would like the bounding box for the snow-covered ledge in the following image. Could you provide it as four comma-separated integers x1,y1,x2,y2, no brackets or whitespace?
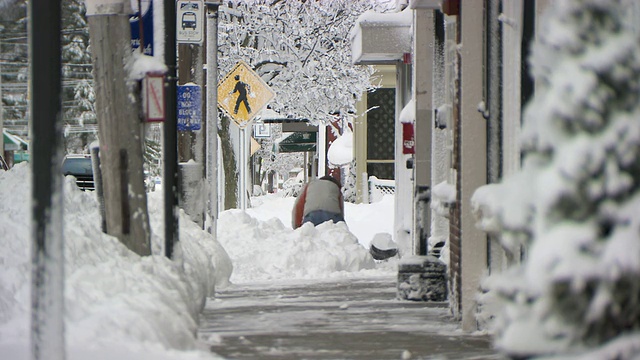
350,8,413,65
85,0,132,16
408,0,442,9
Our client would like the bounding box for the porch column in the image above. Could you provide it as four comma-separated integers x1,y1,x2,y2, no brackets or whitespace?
459,0,487,332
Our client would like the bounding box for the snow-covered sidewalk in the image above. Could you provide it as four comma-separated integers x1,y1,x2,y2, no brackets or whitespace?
198,276,497,359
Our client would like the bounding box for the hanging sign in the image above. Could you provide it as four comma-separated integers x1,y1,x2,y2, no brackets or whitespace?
143,73,165,121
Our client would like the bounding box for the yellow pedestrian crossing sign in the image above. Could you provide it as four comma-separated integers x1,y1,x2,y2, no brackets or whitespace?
218,61,275,128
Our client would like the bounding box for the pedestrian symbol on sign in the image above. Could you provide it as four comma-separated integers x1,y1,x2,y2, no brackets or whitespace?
232,75,252,115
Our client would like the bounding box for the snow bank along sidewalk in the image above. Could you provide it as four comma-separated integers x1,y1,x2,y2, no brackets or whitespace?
0,163,231,360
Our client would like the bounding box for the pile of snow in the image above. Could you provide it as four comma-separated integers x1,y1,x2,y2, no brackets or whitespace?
0,163,231,360
222,193,397,283
327,128,354,166
218,211,374,283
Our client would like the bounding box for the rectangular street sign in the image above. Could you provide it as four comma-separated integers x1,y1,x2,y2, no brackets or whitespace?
177,0,204,44
177,84,202,131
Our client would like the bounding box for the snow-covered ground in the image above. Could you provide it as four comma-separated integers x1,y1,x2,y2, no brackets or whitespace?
0,163,396,359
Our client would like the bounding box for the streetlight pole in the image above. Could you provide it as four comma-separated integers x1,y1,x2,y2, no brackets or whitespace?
205,1,220,235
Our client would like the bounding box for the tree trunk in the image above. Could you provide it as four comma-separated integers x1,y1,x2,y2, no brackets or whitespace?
219,114,238,209
87,11,150,256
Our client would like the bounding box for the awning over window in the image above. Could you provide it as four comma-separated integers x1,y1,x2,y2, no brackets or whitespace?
3,130,28,151
274,132,317,153
350,8,413,65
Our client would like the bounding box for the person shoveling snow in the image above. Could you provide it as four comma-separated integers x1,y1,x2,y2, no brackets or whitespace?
291,175,345,229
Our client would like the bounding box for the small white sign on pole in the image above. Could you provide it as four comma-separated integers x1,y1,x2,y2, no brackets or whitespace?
253,123,271,138
143,73,165,122
176,0,204,44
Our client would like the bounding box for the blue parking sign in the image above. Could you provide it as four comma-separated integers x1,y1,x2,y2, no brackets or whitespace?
177,85,202,131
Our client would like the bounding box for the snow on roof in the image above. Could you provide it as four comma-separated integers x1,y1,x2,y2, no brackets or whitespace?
85,0,132,16
351,7,413,37
350,7,413,65
3,129,28,150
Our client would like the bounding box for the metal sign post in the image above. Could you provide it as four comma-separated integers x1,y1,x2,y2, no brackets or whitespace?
205,1,221,235
240,127,247,210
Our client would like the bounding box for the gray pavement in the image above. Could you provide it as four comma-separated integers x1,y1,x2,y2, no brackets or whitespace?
198,276,504,360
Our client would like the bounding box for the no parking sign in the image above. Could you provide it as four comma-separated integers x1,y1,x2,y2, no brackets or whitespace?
177,84,202,131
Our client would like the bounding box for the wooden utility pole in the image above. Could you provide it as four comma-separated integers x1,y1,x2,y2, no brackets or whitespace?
177,45,202,161
177,22,206,227
86,0,151,256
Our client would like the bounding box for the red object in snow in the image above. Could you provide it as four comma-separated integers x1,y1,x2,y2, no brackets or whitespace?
402,122,415,154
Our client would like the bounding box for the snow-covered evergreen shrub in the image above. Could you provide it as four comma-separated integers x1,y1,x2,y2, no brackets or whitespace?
472,0,640,358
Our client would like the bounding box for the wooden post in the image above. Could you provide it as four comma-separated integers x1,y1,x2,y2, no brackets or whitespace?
86,0,151,256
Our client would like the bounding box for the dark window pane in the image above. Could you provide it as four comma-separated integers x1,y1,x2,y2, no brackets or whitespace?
367,88,395,161
367,162,394,180
62,157,93,175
